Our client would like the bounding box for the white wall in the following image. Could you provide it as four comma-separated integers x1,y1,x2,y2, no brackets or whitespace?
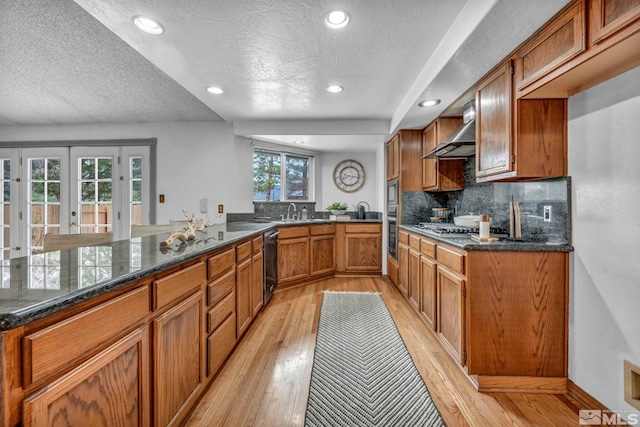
568,66,640,414
0,121,253,223
320,152,378,213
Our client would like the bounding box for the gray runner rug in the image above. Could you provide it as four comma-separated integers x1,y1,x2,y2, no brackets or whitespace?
305,291,446,427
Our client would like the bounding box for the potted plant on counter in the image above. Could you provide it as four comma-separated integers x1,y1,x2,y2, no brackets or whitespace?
326,202,348,215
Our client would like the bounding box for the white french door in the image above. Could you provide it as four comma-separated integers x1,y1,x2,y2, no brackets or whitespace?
9,145,151,257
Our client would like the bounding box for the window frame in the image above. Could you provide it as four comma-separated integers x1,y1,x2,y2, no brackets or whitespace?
252,147,315,203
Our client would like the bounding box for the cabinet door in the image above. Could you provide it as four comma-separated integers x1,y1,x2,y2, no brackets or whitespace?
23,326,150,427
277,237,309,283
437,267,466,366
236,257,252,338
153,290,205,427
407,248,421,311
421,123,438,189
476,60,514,179
251,251,264,317
397,243,409,298
420,256,437,331
590,0,640,44
310,234,335,276
387,135,400,181
344,233,381,272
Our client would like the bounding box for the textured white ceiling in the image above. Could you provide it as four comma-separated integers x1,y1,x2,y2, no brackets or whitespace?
0,0,570,151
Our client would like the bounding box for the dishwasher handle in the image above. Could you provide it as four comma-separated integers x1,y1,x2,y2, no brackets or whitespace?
264,230,280,239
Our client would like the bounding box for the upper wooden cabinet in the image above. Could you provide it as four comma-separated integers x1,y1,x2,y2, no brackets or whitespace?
590,0,640,44
385,130,423,191
386,135,399,181
517,0,640,98
476,60,567,182
515,0,585,95
422,117,465,191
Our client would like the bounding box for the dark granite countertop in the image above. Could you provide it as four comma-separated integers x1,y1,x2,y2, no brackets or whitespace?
0,218,382,331
399,225,573,252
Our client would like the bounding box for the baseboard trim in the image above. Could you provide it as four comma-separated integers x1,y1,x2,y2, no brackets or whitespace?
475,375,568,394
567,379,609,411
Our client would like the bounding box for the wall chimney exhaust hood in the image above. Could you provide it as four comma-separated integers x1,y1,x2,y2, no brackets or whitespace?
423,100,476,159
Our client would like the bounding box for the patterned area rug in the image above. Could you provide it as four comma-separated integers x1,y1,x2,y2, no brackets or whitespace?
305,291,446,427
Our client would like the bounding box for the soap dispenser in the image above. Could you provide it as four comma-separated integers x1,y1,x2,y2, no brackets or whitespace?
301,206,308,220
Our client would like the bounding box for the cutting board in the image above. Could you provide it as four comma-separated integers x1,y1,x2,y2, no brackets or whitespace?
470,234,499,242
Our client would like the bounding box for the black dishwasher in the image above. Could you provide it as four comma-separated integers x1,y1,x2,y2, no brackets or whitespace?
263,230,279,305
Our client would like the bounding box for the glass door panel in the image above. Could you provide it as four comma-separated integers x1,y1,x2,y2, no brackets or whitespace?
21,148,69,255
70,147,120,240
0,149,19,264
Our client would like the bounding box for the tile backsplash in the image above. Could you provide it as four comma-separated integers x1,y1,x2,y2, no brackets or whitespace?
401,157,571,243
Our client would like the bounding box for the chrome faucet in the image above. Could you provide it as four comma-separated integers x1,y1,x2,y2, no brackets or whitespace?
287,203,297,221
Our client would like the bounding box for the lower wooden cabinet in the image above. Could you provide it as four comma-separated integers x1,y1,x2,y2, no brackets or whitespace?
251,248,264,317
207,313,237,377
337,223,382,273
310,234,336,276
236,257,252,338
23,325,150,427
407,247,421,311
153,290,205,427
419,255,437,331
437,267,466,366
277,226,310,284
397,241,409,298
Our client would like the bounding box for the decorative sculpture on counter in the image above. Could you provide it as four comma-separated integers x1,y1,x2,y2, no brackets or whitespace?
160,210,221,248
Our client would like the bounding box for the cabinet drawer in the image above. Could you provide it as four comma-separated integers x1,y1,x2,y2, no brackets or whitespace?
208,269,235,307
345,223,380,233
207,248,235,282
398,230,409,245
409,234,420,250
153,262,205,310
436,245,466,275
23,286,150,387
208,313,237,377
277,226,309,239
236,241,252,262
208,292,235,333
420,238,436,259
252,235,263,254
310,224,335,236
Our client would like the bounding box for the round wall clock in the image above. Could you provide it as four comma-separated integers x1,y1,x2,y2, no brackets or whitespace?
333,159,366,193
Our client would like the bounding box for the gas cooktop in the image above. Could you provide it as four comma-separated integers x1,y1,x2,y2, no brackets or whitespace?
412,222,508,237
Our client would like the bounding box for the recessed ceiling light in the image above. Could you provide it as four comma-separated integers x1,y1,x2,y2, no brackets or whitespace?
418,99,441,107
206,86,224,95
292,140,304,145
324,10,350,29
132,16,164,35
327,85,344,94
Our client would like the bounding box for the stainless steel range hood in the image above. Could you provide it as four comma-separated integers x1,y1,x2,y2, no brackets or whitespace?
423,100,475,159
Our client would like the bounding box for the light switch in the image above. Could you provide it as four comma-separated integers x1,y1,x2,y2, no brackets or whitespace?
200,198,208,213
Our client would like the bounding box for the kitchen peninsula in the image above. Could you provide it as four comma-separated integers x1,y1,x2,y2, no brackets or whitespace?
0,217,382,426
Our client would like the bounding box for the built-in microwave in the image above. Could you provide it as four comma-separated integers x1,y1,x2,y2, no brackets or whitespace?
387,179,398,205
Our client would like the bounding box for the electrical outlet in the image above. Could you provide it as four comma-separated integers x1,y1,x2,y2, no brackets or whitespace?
199,198,208,213
625,360,640,411
159,194,165,203
218,204,224,214
543,205,552,222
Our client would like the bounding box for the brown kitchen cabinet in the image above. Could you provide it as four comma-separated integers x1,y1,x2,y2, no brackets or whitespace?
476,59,567,182
277,226,310,285
437,266,466,366
310,224,336,277
396,229,568,392
251,236,264,317
23,325,150,427
590,0,640,45
407,235,421,311
153,289,206,427
386,135,400,181
396,230,409,298
515,0,586,96
336,223,382,274
236,255,252,338
422,117,465,191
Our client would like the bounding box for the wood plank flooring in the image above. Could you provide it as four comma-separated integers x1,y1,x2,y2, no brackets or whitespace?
184,276,582,426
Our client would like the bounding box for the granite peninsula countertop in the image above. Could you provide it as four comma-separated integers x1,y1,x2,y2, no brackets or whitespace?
399,225,573,252
0,219,382,331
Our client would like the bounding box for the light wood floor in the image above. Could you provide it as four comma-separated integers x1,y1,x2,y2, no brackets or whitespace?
184,276,582,426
